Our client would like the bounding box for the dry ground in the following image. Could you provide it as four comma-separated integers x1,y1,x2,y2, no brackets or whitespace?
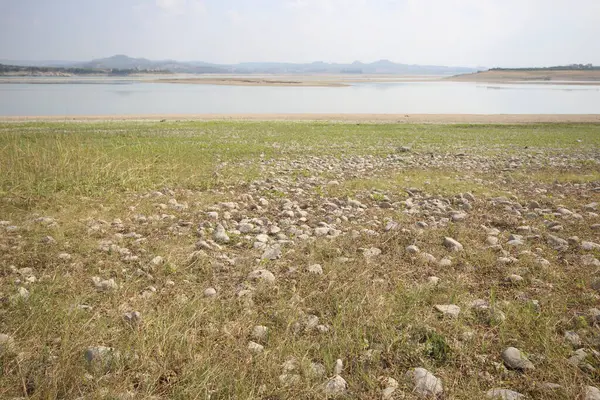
1,121,600,399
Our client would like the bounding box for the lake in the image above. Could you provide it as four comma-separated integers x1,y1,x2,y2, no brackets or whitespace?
1,79,600,115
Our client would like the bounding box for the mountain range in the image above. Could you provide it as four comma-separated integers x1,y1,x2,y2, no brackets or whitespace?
0,55,483,75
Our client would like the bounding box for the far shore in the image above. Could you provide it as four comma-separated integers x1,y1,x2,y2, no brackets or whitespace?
1,113,599,124
447,69,600,85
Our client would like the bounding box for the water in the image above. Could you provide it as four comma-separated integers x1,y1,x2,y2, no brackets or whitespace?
1,80,599,116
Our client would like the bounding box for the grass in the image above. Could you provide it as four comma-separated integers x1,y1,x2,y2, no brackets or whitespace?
0,121,599,399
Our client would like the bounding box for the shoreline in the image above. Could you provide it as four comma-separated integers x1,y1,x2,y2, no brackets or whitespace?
1,114,599,123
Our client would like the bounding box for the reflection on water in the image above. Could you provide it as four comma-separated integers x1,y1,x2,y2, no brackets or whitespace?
1,81,600,115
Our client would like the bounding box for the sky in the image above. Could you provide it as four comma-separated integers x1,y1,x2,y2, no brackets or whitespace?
1,0,599,67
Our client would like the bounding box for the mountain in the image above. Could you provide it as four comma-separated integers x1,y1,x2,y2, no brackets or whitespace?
2,55,481,75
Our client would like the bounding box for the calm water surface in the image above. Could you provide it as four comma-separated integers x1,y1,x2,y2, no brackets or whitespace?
1,80,599,115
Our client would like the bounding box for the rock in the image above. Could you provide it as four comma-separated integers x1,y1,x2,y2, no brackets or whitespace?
85,346,120,371
501,347,534,370
381,377,399,400
0,333,16,354
150,256,164,266
247,269,276,284
92,277,118,291
248,341,264,354
324,375,347,395
592,280,600,293
452,212,468,222
309,362,326,378
568,348,588,366
582,241,600,251
438,258,452,267
58,252,72,261
487,236,499,246
123,311,141,325
333,359,343,375
314,227,330,237
585,386,600,400
506,274,524,285
427,276,440,286
564,331,582,347
443,237,463,251
307,264,323,275
16,286,29,300
486,388,525,399
581,255,600,267
407,367,443,397
203,287,217,297
364,247,382,258
206,211,219,219
434,304,460,318
213,224,230,244
261,245,282,260
255,234,269,243
251,325,268,341
406,245,420,254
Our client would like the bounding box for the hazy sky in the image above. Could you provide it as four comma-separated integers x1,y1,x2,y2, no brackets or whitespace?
1,0,599,67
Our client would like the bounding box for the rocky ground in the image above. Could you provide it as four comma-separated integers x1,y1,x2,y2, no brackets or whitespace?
1,121,600,399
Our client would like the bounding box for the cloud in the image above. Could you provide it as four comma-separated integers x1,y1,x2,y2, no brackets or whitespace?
155,0,205,15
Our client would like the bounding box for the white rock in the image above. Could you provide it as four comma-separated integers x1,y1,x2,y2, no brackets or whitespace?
434,304,460,318
564,331,582,347
213,224,230,244
203,287,217,297
486,388,525,399
255,234,269,243
443,237,463,251
333,359,343,375
247,269,276,284
307,264,323,275
582,241,600,251
0,333,16,354
407,367,443,397
501,347,534,370
92,277,118,291
438,258,452,267
324,375,347,395
309,362,327,378
427,276,440,285
248,341,264,354
406,245,420,254
150,256,164,266
251,325,268,341
381,377,399,400
364,247,382,258
123,311,141,325
261,245,282,260
17,286,30,300
585,386,600,400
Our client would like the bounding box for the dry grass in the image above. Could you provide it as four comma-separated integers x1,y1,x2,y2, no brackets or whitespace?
1,121,599,399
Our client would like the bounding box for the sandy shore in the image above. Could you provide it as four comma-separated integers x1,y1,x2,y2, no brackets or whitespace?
1,114,599,123
447,70,600,85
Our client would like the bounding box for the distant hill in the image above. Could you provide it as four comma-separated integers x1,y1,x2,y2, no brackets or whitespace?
1,55,480,75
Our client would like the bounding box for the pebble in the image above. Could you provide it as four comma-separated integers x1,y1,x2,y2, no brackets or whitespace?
586,386,600,400
364,247,382,258
324,375,347,395
381,377,399,400
248,341,264,354
434,304,461,318
407,367,443,397
203,287,217,297
247,269,276,284
582,241,600,251
123,311,141,325
251,325,268,341
564,331,582,347
438,257,452,267
0,333,16,354
406,245,420,254
501,347,534,370
213,224,231,244
92,277,118,291
84,346,120,370
261,245,282,260
486,388,525,399
307,264,323,275
333,358,343,375
427,276,440,285
309,362,326,378
443,237,463,251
